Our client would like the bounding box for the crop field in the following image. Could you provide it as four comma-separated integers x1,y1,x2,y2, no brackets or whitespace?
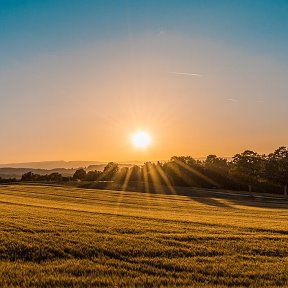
0,184,287,287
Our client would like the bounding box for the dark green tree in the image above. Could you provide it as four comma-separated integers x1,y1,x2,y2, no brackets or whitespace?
49,172,63,182
116,167,129,182
265,146,288,198
232,150,264,193
102,162,119,180
21,171,35,181
163,156,198,186
205,155,228,175
130,165,141,182
85,170,101,181
73,168,86,181
170,156,197,166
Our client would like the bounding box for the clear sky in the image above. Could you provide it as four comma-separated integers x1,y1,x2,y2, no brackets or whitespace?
1,0,288,163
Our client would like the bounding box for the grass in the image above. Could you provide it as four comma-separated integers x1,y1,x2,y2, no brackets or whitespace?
0,184,287,287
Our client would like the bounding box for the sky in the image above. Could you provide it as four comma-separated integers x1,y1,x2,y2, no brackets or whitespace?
1,0,288,163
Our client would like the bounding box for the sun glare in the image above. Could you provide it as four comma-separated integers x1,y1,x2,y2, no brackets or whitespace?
131,131,151,149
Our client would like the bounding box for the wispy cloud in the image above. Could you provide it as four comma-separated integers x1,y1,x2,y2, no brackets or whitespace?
226,98,238,102
169,72,203,77
226,98,265,103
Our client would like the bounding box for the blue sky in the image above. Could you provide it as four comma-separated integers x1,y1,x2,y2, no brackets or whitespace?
1,0,288,65
1,1,288,162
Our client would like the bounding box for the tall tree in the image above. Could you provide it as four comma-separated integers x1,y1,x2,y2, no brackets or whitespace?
266,147,288,198
85,170,101,181
205,155,228,175
116,167,129,182
102,162,119,180
130,165,141,182
232,150,263,193
73,168,86,181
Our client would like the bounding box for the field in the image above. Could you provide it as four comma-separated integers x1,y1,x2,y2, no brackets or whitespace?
0,184,287,287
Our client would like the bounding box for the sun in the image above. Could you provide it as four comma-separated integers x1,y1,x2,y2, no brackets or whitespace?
131,131,151,149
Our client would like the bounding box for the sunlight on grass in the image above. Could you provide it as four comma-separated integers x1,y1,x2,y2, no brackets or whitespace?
0,184,287,287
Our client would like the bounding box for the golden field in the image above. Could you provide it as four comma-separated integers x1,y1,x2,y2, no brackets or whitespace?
0,184,287,287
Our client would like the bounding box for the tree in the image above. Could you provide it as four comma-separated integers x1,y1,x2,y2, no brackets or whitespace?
170,156,197,166
232,150,263,193
85,170,100,181
73,168,86,181
130,165,141,182
204,155,230,188
21,171,35,181
102,162,119,180
163,156,196,186
48,172,63,182
116,167,129,182
205,155,228,175
265,146,288,198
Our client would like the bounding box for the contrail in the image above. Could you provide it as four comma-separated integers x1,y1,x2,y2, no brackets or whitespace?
169,72,203,77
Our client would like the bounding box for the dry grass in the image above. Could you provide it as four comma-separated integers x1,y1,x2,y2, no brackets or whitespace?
0,184,287,287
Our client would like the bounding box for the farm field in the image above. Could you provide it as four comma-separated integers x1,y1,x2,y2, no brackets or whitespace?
0,184,287,287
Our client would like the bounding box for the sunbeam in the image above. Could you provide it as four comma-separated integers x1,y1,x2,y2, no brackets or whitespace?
173,159,220,187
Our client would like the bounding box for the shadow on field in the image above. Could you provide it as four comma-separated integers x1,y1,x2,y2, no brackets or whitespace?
170,186,287,209
187,195,233,209
80,181,288,209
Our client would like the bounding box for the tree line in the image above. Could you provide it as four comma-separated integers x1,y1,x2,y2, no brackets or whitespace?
20,147,288,197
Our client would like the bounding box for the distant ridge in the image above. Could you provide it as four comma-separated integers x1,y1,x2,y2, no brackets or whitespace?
0,160,147,170
0,158,232,170
0,158,233,179
0,161,103,170
0,163,138,179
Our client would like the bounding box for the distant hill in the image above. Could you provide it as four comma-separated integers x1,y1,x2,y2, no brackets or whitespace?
0,168,77,179
86,164,135,172
0,162,143,179
0,160,147,170
0,161,103,170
